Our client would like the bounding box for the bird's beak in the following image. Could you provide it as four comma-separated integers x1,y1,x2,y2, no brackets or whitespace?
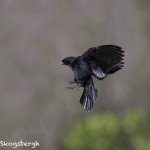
58,61,64,65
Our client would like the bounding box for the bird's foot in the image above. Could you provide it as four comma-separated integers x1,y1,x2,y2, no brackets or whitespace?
66,81,77,84
65,86,80,90
66,87,75,90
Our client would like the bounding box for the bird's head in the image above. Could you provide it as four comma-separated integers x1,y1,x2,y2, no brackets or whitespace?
59,56,75,66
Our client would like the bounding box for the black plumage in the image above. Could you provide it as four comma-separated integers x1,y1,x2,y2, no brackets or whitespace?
59,45,124,111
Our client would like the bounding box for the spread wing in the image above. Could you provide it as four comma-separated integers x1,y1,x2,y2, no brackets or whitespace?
82,45,124,80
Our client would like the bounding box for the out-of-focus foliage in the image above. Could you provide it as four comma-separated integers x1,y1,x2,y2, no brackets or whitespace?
63,111,150,150
123,111,150,150
63,114,120,150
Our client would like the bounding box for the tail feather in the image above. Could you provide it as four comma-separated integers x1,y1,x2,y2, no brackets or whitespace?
80,81,97,111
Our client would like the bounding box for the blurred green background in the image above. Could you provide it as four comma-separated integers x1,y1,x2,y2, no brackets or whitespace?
0,0,150,150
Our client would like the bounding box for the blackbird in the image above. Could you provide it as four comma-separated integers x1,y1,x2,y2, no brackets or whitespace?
59,45,124,111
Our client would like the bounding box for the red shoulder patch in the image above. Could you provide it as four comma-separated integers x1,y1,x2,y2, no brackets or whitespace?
83,48,89,54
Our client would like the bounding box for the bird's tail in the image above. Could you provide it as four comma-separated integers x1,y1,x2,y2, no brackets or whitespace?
80,79,98,111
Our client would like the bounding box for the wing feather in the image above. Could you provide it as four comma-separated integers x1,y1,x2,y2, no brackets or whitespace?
82,45,124,80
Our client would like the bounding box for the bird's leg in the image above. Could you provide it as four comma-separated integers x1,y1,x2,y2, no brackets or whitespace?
67,78,77,84
66,78,81,90
67,80,76,84
65,83,80,90
66,86,76,90
65,86,80,90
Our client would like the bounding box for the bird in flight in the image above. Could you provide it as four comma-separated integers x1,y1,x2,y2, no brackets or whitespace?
59,45,124,111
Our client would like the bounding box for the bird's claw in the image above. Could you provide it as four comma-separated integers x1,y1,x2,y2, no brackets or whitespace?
65,86,80,90
66,81,76,84
66,87,75,90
